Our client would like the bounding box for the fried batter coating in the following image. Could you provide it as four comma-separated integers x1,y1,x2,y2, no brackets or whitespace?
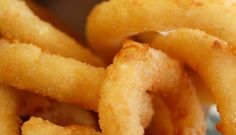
87,0,236,61
99,41,204,135
0,0,105,66
140,29,236,135
0,41,105,110
22,117,101,135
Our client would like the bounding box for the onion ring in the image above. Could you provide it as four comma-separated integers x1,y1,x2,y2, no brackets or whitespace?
0,40,105,110
98,40,204,135
139,29,236,134
0,0,105,66
0,39,204,133
87,0,236,61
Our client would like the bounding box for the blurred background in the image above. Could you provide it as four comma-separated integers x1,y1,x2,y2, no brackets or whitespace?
34,0,102,44
32,1,221,135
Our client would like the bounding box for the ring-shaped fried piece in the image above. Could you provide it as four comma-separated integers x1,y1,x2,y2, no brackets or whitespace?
139,29,236,135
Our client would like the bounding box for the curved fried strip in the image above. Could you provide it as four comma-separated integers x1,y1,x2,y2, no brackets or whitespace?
22,117,101,135
0,0,105,66
0,40,105,110
139,29,236,134
99,41,157,135
0,86,20,135
159,72,206,135
99,40,204,135
145,95,174,135
87,0,236,60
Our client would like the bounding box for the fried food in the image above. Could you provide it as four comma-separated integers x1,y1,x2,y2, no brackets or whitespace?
22,117,101,135
98,40,205,135
0,40,105,110
145,95,174,135
139,29,236,135
186,68,214,106
19,91,98,128
0,86,20,135
0,0,233,134
87,0,236,61
139,32,214,106
0,0,105,66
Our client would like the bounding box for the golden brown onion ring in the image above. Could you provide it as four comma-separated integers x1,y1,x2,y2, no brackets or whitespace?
0,39,204,133
99,40,204,135
0,86,20,135
22,117,101,135
0,0,105,66
87,0,236,61
0,40,105,110
139,29,236,135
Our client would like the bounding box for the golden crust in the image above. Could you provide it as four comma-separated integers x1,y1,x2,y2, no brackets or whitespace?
0,40,105,110
87,0,236,61
98,40,204,135
140,28,236,134
0,0,105,66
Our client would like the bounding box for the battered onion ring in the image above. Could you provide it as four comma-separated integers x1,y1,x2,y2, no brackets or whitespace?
0,39,204,133
0,40,105,110
140,33,214,106
87,0,236,61
0,0,105,66
139,29,236,135
22,117,101,135
0,86,20,135
98,40,204,135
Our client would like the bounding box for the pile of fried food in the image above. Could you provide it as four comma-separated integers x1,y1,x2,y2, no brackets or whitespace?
1,0,236,134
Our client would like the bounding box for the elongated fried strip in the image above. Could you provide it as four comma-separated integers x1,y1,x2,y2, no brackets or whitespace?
139,29,236,135
99,41,204,135
87,0,236,60
0,0,105,66
0,41,105,110
0,86,20,135
145,95,174,135
22,117,101,135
